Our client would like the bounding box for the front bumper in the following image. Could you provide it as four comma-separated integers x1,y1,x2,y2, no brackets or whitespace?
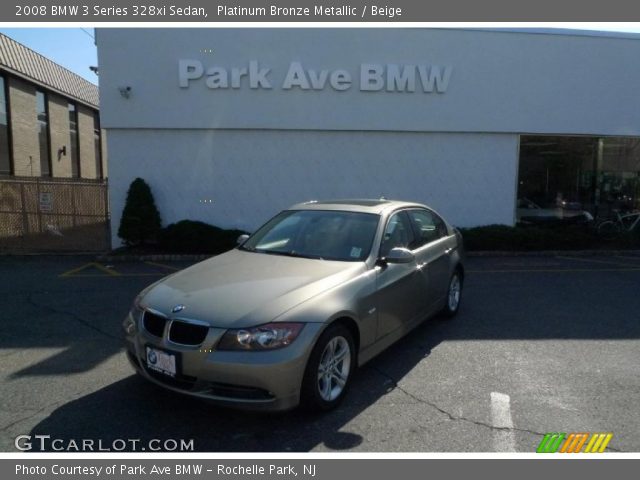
124,317,324,412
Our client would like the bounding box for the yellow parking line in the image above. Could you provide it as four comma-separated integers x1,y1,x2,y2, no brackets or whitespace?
92,262,121,276
59,262,94,277
59,262,119,277
144,261,180,271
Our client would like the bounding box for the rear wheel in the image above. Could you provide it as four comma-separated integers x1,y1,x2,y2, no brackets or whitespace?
440,270,462,319
301,324,355,411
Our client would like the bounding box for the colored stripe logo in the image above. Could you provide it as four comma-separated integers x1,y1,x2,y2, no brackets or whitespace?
537,433,613,453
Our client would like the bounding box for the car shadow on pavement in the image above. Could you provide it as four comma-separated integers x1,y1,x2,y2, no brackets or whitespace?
27,317,448,452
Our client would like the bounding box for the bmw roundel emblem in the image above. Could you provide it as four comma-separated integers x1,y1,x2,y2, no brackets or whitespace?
172,304,185,313
147,350,157,364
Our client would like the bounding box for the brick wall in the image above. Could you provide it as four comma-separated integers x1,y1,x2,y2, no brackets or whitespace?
78,104,98,179
3,72,104,180
7,76,39,176
48,92,72,178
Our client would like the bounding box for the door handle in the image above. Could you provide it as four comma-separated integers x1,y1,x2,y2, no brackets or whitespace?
445,247,455,255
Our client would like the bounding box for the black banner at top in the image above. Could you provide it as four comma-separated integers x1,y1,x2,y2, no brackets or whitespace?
5,0,640,22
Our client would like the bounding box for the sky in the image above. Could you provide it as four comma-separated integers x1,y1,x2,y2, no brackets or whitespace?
0,28,98,84
1,25,640,87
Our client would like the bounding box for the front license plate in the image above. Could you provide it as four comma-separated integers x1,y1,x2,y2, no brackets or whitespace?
146,346,177,377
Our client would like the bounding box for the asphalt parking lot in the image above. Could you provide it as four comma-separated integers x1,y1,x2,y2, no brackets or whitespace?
1,253,640,452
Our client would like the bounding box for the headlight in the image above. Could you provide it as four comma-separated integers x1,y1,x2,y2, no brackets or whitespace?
123,295,144,335
217,323,305,351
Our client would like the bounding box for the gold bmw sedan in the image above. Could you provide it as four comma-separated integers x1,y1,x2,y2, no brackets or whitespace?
123,199,465,411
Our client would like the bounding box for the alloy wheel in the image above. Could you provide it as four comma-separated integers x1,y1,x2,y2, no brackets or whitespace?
317,336,351,401
448,274,461,311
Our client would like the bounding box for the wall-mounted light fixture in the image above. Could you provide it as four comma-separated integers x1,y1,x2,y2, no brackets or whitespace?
57,145,66,159
118,86,132,98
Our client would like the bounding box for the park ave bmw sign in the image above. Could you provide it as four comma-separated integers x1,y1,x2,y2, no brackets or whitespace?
178,60,453,93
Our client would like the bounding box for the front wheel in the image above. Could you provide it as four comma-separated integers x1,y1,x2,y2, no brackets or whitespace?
301,324,355,412
440,270,463,319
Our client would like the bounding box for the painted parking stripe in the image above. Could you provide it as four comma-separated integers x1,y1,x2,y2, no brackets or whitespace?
59,262,120,277
92,263,120,276
491,392,516,452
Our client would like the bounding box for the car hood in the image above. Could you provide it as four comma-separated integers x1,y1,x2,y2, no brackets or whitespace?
142,249,365,328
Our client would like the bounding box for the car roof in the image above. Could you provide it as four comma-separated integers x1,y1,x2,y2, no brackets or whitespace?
288,199,430,215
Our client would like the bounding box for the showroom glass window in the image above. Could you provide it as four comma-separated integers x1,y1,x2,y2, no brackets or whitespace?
36,90,51,177
68,103,80,177
0,75,11,175
518,135,640,221
93,111,102,178
598,137,640,217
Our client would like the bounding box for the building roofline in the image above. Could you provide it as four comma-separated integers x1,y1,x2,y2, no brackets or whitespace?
444,27,640,41
0,32,99,108
0,65,98,111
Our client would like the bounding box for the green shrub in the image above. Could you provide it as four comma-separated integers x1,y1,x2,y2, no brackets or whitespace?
159,220,247,254
117,178,162,246
458,224,640,251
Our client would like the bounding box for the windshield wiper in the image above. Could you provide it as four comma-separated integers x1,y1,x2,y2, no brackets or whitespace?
255,250,324,260
289,252,325,260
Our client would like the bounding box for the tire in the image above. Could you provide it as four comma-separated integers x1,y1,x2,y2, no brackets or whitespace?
440,269,463,319
597,220,621,239
300,324,355,412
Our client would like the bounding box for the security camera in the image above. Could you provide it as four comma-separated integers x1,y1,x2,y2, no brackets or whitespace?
118,86,132,98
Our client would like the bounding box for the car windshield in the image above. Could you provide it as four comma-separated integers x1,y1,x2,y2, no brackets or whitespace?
240,210,380,261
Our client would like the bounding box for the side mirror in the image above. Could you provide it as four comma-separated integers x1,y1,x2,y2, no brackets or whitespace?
384,247,415,264
236,234,250,245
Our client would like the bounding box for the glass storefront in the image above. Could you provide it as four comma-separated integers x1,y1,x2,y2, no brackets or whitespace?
517,135,640,223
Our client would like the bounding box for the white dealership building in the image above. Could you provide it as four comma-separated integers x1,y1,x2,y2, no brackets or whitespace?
97,28,640,247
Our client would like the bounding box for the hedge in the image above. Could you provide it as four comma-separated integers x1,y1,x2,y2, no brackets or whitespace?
159,220,247,254
459,224,640,251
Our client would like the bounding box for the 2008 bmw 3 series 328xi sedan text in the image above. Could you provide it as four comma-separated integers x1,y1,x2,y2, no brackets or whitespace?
123,199,465,411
